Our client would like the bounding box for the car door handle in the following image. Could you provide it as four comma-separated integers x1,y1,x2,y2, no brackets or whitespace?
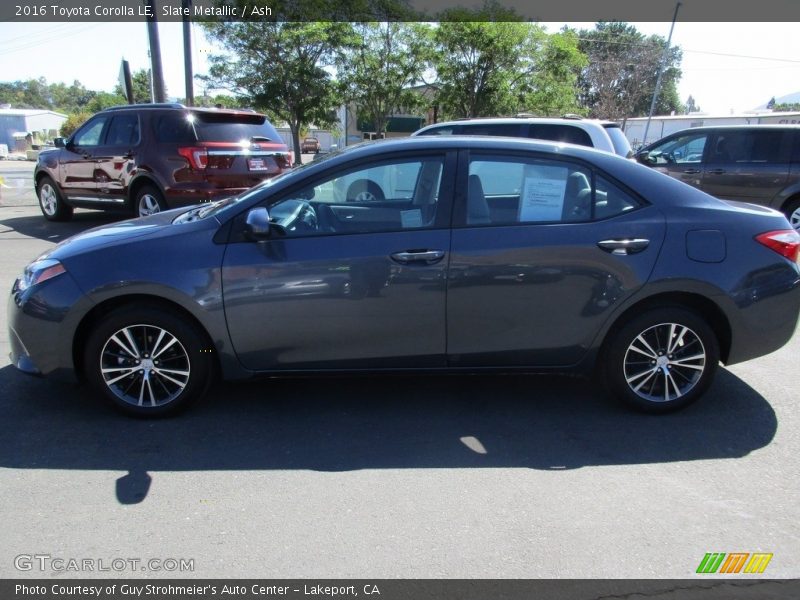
682,168,701,174
390,250,445,265
707,168,726,175
597,239,650,255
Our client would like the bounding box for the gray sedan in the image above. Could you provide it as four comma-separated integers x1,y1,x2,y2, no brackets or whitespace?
8,136,800,416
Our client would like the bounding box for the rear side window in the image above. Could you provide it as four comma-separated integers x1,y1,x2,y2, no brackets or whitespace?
465,154,641,226
191,112,282,144
105,114,140,146
155,113,196,144
709,130,790,163
417,126,460,136
528,124,592,147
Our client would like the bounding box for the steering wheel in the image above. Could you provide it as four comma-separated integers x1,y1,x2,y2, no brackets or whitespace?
275,200,317,233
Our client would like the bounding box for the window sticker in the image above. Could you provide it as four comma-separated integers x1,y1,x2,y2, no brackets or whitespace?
519,165,568,222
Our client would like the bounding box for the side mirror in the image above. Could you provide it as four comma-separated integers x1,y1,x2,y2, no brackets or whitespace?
244,207,272,240
53,137,65,148
635,150,653,165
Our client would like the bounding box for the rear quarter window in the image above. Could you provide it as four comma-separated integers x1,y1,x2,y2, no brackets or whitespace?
155,113,196,144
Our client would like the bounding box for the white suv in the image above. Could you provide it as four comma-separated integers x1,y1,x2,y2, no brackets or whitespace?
413,115,633,158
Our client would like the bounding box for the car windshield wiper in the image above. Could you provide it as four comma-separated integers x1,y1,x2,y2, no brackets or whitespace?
250,136,272,143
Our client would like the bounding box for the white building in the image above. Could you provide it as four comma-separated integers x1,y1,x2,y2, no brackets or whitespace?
0,107,68,152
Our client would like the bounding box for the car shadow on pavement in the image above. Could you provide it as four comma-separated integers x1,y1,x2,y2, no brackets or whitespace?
0,211,123,243
0,365,777,503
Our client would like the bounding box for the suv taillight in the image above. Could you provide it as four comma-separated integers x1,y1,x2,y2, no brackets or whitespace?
177,147,209,170
755,230,800,262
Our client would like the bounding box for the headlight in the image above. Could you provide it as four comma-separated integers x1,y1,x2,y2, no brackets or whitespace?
16,258,66,292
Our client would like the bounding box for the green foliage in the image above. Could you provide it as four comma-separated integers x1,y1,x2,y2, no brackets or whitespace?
337,23,433,134
576,22,683,119
60,112,92,138
0,77,101,114
431,2,585,119
774,102,800,112
201,20,349,163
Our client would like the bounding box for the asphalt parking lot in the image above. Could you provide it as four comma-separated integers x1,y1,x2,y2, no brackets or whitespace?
0,159,798,579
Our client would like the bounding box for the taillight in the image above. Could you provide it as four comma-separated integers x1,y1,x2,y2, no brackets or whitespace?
177,146,208,170
755,230,800,262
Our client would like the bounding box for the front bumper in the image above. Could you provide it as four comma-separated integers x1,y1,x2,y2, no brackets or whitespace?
7,271,92,383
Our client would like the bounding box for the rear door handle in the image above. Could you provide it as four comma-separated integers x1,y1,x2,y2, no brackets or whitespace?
597,239,650,255
682,168,701,174
390,250,445,265
707,168,726,175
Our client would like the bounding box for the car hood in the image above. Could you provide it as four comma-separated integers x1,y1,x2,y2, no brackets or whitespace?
43,209,207,262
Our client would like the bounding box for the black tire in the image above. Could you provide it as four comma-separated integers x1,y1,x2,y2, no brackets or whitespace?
36,175,73,222
83,305,214,417
783,197,800,231
132,184,166,218
601,307,719,413
346,179,384,202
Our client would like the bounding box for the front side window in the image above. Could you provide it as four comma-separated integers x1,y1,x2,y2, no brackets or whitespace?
72,117,109,147
264,156,446,236
464,154,640,226
647,133,708,165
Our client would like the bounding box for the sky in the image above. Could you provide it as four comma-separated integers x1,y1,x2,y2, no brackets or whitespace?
0,21,799,116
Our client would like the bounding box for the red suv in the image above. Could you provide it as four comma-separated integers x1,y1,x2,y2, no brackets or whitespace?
34,103,292,220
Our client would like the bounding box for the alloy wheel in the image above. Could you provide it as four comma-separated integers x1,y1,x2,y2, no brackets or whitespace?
623,322,706,403
39,183,57,216
99,324,191,408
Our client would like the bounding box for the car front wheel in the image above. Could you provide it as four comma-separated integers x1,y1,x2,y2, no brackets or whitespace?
37,176,73,221
784,197,800,231
83,305,214,417
602,307,719,413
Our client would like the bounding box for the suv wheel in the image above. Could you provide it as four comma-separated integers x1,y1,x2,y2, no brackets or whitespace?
346,179,384,202
134,185,166,217
37,176,73,222
602,307,719,413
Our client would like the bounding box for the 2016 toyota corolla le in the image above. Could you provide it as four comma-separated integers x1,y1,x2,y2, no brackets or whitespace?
8,137,800,417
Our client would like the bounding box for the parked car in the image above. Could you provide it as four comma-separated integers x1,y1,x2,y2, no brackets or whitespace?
413,115,633,158
635,125,800,229
9,136,800,417
34,103,292,221
301,137,321,153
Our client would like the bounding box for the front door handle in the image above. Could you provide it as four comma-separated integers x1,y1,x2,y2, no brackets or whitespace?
597,239,650,255
390,249,445,265
682,168,701,174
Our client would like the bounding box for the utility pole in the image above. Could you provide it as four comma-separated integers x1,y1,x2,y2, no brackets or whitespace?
642,2,681,146
182,0,194,106
145,0,167,103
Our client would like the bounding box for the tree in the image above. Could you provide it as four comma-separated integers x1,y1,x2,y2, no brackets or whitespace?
202,21,350,164
774,102,800,112
60,112,92,137
430,2,585,119
576,22,683,120
684,95,700,114
337,23,433,135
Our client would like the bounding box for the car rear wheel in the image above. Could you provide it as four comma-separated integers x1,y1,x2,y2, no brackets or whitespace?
133,185,166,217
37,176,73,222
83,305,214,417
602,307,719,413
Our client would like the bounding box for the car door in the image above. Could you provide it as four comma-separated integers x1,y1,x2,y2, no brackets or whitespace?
221,151,455,371
59,115,110,201
92,112,141,206
640,130,711,190
447,150,666,367
701,129,792,205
